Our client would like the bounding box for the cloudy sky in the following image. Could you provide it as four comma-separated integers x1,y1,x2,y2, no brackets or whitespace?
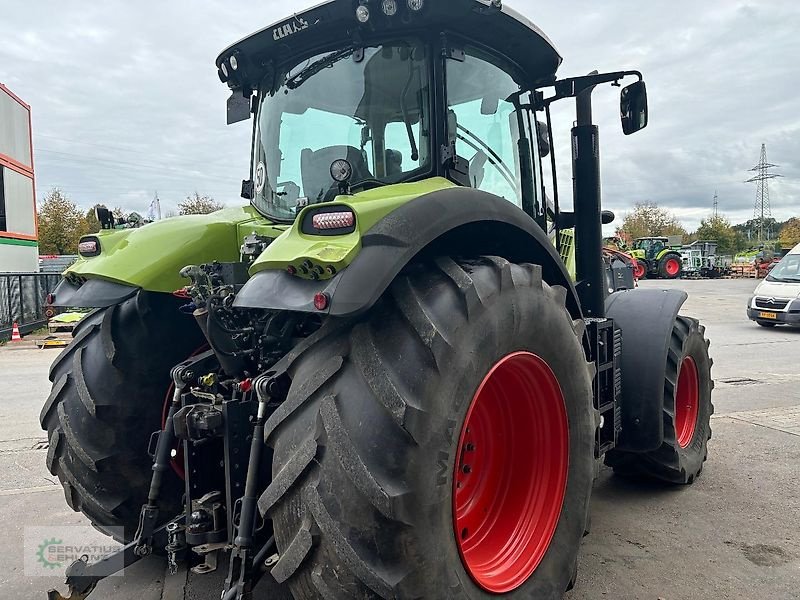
1,0,798,230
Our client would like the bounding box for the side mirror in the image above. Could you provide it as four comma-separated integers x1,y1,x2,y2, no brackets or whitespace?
536,121,550,158
227,90,252,125
620,80,648,135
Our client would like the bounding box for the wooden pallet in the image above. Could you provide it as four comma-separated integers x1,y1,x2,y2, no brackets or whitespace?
36,337,69,349
730,265,759,279
48,321,78,334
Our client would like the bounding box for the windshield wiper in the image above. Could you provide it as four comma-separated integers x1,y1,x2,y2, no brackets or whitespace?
456,124,517,190
285,47,356,90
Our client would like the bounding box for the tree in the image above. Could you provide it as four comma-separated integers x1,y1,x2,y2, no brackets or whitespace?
84,206,101,234
37,188,86,255
779,218,800,248
694,215,747,255
733,217,781,242
178,192,224,215
620,202,687,241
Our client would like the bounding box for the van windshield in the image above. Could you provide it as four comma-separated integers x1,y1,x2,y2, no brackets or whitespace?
767,253,800,282
251,41,432,222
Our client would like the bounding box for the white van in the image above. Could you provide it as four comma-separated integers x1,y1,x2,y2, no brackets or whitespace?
747,243,800,327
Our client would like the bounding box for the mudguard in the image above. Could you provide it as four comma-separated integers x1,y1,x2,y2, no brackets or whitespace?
49,278,139,308
606,288,688,452
235,187,582,319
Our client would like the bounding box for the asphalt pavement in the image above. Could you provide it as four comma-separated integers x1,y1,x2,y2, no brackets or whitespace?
0,278,797,600
569,279,800,600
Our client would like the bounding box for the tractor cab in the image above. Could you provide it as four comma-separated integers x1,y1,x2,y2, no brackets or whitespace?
217,0,649,317
632,237,670,261
218,0,566,223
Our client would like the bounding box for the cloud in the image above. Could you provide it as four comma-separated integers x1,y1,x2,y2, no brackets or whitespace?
1,0,797,230
528,0,800,229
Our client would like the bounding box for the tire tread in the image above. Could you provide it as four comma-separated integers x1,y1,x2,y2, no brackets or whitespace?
263,257,592,599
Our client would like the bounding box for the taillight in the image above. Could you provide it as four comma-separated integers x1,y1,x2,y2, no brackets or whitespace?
78,238,100,256
311,211,355,231
46,293,55,305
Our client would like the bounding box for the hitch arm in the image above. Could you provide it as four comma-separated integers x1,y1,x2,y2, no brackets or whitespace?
133,357,203,556
47,516,184,600
223,381,271,600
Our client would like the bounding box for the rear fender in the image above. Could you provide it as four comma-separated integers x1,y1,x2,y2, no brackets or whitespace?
606,288,688,452
235,187,583,320
656,249,680,261
50,278,138,308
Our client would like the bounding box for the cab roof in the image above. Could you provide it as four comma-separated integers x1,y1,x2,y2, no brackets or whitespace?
217,0,562,91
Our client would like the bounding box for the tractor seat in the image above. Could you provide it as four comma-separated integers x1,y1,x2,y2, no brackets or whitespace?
300,146,373,203
385,149,403,178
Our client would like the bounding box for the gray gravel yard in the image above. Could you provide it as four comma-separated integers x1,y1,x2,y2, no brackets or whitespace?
0,278,797,599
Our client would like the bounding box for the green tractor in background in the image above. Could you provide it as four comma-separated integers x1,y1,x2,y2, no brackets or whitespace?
43,2,713,599
631,235,685,279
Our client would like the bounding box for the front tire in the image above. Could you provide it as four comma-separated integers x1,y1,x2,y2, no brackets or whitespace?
606,316,713,484
40,292,204,539
633,260,647,280
259,257,595,599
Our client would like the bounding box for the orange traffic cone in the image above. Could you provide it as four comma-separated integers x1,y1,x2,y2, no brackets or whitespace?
10,322,22,342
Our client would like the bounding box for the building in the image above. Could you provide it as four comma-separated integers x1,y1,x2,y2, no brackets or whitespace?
0,83,37,272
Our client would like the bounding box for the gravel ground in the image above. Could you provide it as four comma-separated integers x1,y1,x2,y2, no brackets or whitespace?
1,278,797,599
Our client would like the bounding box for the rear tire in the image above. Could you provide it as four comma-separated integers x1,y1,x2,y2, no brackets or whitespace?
605,317,713,484
633,260,647,280
40,292,204,540
658,254,683,279
259,257,595,599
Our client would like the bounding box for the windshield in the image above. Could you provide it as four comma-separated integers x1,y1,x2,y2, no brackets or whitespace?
252,41,431,221
767,253,800,282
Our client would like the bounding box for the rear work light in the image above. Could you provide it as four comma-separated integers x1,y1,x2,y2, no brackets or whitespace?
312,211,355,231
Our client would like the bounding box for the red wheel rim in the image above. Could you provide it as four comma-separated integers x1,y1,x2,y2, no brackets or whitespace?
453,352,569,593
633,261,646,279
665,258,680,276
675,356,699,448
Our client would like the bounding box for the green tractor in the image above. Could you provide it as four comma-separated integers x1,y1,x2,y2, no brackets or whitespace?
44,2,713,599
630,235,685,279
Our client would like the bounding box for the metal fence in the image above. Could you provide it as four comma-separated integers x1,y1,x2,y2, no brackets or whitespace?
0,272,61,340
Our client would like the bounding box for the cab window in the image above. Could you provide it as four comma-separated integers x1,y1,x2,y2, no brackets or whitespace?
446,48,531,208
